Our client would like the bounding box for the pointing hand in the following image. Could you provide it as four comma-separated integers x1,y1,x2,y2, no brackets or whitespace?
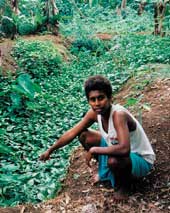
39,151,51,161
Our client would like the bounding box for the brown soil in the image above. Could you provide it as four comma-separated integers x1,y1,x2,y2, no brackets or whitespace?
0,35,69,75
0,39,17,74
0,36,170,213
95,33,113,40
42,77,170,213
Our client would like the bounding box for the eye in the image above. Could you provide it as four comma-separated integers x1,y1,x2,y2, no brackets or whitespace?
89,97,96,102
98,95,105,101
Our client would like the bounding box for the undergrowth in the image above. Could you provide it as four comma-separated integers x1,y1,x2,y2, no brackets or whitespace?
0,5,170,207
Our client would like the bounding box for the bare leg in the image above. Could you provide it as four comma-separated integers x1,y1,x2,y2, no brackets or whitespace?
108,156,132,202
78,129,101,151
79,129,101,183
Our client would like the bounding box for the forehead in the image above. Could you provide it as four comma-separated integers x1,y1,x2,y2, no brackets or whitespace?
88,90,106,98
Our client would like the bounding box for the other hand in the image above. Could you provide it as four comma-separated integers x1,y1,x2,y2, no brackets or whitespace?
39,150,50,161
85,151,93,167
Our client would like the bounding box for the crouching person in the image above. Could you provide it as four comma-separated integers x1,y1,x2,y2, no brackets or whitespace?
40,75,155,201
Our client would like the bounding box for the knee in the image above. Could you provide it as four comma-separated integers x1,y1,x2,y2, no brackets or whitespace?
107,157,118,170
78,131,88,143
78,130,89,150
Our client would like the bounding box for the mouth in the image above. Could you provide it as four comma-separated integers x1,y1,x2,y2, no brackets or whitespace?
94,108,102,113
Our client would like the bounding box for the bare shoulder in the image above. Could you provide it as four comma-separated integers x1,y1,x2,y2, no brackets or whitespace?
68,109,97,136
113,110,136,131
83,109,97,122
113,110,127,122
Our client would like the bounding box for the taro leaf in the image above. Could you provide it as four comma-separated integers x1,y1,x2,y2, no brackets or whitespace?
12,74,41,99
10,93,22,109
26,101,42,111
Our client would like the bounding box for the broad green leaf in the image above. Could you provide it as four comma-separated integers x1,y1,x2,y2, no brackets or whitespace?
10,93,22,108
12,74,41,99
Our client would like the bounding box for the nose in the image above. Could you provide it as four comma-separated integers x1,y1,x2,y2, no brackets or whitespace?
95,99,100,106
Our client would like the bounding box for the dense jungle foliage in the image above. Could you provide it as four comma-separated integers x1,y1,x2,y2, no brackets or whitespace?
0,0,170,207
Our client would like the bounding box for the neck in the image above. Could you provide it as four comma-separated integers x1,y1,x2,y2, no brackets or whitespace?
101,105,111,121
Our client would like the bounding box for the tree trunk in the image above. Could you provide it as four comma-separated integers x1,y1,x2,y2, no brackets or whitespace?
121,0,127,10
44,0,50,31
44,0,59,35
138,1,147,15
116,0,127,16
11,0,20,14
154,1,166,36
50,0,59,16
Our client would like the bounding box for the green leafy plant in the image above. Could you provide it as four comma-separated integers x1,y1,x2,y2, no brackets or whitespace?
0,143,14,155
71,37,103,54
1,2,170,207
12,74,41,99
9,73,41,112
12,40,63,78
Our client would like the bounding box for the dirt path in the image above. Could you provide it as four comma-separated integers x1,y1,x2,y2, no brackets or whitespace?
41,77,169,213
0,37,170,213
2,75,169,213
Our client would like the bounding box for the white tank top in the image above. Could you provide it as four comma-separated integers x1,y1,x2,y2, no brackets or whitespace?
97,104,155,164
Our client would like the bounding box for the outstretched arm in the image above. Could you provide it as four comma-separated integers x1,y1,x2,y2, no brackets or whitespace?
39,109,96,161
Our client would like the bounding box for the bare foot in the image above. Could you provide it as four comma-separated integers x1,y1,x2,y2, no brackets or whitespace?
112,188,128,203
91,173,100,185
93,173,100,183
87,165,100,185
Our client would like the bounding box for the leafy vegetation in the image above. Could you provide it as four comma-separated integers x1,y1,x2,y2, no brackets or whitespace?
12,40,62,78
0,1,170,207
0,0,170,37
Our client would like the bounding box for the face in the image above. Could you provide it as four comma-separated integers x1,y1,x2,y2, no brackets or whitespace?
88,90,112,115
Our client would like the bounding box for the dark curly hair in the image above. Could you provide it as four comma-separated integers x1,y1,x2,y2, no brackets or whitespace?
84,75,112,100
